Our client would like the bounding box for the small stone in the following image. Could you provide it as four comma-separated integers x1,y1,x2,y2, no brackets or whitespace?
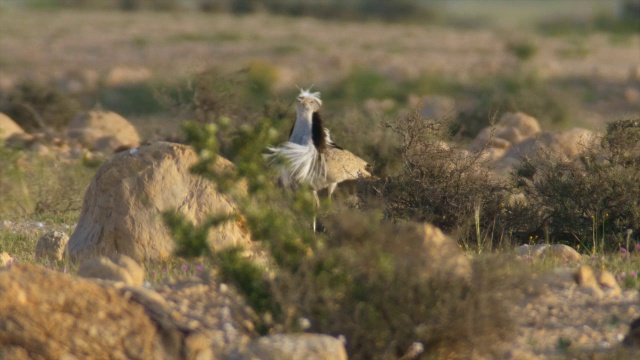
35,231,69,262
574,265,603,298
229,334,348,360
598,271,622,297
624,87,640,104
78,254,144,286
0,252,14,267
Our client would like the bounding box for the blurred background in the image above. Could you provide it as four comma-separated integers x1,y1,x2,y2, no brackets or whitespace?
0,0,638,138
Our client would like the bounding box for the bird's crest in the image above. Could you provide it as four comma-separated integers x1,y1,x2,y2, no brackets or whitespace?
296,86,322,106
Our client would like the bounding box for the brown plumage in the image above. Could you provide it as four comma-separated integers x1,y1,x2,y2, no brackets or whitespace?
266,88,372,230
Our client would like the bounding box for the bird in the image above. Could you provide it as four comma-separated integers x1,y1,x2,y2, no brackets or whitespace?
265,88,371,231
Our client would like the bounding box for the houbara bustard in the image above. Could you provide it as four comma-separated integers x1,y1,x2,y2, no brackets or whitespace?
266,88,372,230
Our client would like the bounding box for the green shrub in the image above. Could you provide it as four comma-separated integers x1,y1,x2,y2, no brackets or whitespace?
0,145,29,218
331,68,398,103
98,82,168,116
509,118,640,252
0,80,81,132
245,60,279,101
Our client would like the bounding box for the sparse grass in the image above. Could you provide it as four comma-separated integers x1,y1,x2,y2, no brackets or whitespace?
536,9,640,38
506,37,539,62
97,82,170,116
0,231,37,262
0,80,81,132
167,31,243,43
144,258,210,284
557,37,591,59
0,146,94,221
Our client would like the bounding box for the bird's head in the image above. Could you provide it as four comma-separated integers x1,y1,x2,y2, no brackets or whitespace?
296,87,322,113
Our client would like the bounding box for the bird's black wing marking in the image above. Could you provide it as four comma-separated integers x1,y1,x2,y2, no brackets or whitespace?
288,123,294,139
329,139,344,150
312,111,327,153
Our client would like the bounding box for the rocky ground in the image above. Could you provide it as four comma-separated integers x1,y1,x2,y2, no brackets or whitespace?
2,215,640,359
1,7,639,359
511,268,639,359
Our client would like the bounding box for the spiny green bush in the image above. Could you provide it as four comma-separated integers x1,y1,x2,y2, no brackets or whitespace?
0,80,81,132
373,108,511,249
164,117,317,328
509,118,640,251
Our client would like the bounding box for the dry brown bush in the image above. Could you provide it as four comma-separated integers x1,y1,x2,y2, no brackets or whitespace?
509,118,640,250
371,108,511,248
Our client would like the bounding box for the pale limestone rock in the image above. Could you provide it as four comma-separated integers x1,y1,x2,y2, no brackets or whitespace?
104,66,152,87
494,128,596,173
66,110,140,152
227,334,347,360
0,252,14,267
68,141,251,261
598,270,622,297
35,231,69,262
470,112,541,151
0,263,175,358
574,265,603,298
0,112,25,141
516,244,581,262
78,254,144,286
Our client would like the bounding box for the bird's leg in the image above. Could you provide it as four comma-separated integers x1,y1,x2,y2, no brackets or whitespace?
327,183,337,201
312,190,320,232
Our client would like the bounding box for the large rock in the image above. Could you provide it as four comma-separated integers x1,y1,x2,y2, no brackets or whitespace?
66,110,141,152
68,141,251,261
0,263,176,359
470,112,541,151
0,112,25,142
493,128,595,173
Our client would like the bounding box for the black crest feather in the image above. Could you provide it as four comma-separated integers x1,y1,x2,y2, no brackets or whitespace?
312,112,327,153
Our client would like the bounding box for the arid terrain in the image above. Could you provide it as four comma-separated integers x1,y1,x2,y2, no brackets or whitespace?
1,2,640,359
